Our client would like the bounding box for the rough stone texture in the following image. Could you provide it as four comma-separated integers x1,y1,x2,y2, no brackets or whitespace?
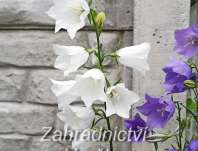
0,68,27,102
25,69,64,104
0,31,88,67
133,0,190,150
0,134,30,151
29,136,68,151
0,134,70,151
0,0,133,149
0,103,56,134
0,31,128,67
0,0,133,29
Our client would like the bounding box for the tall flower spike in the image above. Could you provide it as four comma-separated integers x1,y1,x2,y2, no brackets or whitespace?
47,0,90,39
70,69,107,107
116,43,151,75
50,79,79,110
58,105,94,130
106,83,140,118
53,44,89,76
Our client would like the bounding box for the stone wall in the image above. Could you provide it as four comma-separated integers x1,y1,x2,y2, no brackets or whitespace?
0,0,194,150
0,0,133,151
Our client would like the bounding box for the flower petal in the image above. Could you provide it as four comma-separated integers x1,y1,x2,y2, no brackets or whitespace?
70,69,107,107
50,79,78,109
117,43,151,75
106,83,140,118
53,44,89,76
58,105,94,130
47,0,90,39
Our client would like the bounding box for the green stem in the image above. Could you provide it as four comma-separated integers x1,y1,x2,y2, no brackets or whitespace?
176,102,183,151
90,10,103,70
106,116,114,151
153,142,158,151
90,9,113,151
180,103,198,124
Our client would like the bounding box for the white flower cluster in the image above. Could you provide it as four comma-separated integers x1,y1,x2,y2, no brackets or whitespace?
47,0,151,150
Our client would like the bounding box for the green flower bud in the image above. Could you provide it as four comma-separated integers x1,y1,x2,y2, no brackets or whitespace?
184,80,197,89
146,133,171,143
95,12,106,28
189,63,196,69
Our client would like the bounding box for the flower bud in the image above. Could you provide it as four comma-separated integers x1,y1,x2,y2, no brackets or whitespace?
184,80,197,89
189,63,196,69
96,12,106,28
146,133,171,143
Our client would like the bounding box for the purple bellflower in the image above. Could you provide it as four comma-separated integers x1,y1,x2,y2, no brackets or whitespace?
175,24,198,58
137,94,175,128
185,140,198,151
125,114,150,142
163,59,193,94
165,149,177,151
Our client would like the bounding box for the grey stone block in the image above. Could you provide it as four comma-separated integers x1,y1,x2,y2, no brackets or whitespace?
0,0,133,29
0,134,30,151
0,30,127,67
0,103,56,134
25,69,64,105
0,68,27,102
24,67,122,105
29,136,69,151
0,30,88,67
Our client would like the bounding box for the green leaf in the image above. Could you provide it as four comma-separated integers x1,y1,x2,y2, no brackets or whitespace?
88,13,92,24
186,98,197,112
91,9,98,20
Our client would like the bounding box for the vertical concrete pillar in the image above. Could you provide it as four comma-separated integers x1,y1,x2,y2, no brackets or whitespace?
133,0,190,150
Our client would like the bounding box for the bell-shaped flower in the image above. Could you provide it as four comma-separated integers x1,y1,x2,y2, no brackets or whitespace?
175,24,198,58
125,114,150,142
50,79,79,109
53,44,89,76
137,94,175,128
58,105,94,130
47,0,90,39
162,59,194,94
70,69,107,107
185,140,198,151
116,43,151,75
106,83,140,118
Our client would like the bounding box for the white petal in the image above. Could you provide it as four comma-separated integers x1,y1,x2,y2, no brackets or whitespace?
58,105,94,130
47,0,90,39
50,79,78,109
106,83,140,118
106,98,116,117
70,69,107,107
53,44,89,76
117,43,151,75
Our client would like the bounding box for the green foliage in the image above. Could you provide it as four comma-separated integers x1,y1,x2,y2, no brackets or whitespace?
187,98,197,112
191,0,198,6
